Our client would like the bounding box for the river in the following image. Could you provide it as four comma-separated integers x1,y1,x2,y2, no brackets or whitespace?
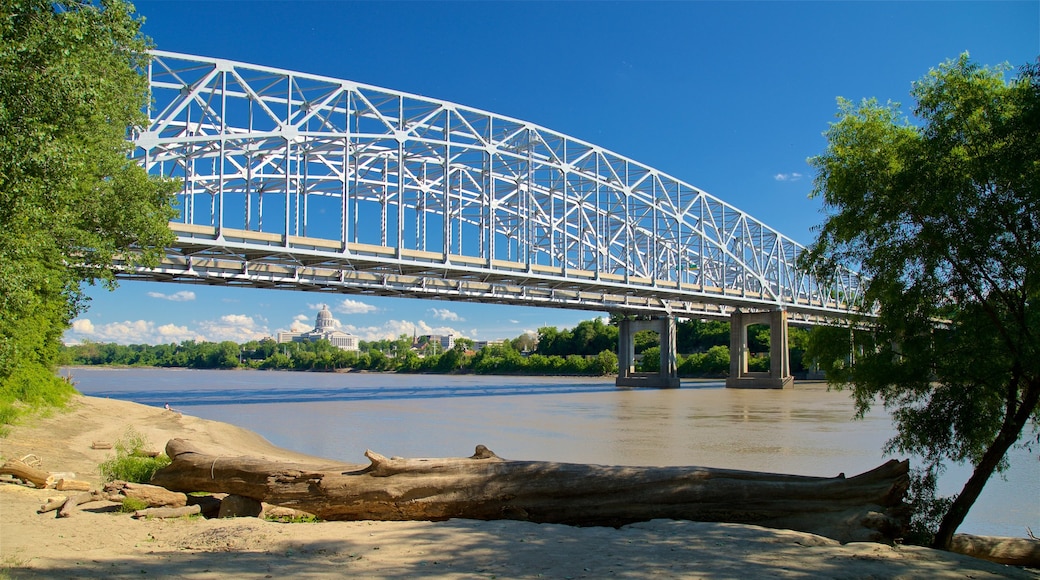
63,366,1038,538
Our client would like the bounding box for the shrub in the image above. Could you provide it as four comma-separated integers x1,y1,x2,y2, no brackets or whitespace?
98,427,171,483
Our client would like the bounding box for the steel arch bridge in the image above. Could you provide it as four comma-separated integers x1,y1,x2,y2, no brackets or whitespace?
125,51,864,324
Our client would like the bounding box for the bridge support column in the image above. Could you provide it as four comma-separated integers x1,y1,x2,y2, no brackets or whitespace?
615,316,680,389
725,308,793,389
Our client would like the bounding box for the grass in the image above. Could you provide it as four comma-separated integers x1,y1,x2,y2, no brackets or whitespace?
0,555,29,579
0,366,78,437
264,512,321,524
120,496,150,513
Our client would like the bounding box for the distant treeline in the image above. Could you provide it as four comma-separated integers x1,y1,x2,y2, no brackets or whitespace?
59,317,811,377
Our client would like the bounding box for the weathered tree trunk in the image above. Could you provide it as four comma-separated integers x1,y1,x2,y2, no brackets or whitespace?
54,479,91,492
932,377,1040,550
104,481,186,508
38,494,105,515
950,534,1040,568
0,459,50,488
57,491,105,518
153,439,910,543
132,505,201,519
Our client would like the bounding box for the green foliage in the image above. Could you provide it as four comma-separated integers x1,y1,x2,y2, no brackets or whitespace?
676,319,729,353
537,318,618,357
677,345,730,376
800,54,1040,549
264,512,320,524
98,427,171,483
120,496,149,513
901,468,957,546
637,346,660,372
0,1,178,426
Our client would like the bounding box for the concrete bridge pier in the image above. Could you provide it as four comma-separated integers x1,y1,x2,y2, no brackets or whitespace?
725,308,793,389
615,316,681,389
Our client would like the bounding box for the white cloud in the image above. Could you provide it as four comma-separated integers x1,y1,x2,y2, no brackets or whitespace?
774,172,803,182
65,313,269,345
156,323,196,342
71,319,95,334
65,318,202,345
428,307,463,322
196,314,269,343
146,290,196,302
344,319,468,342
288,314,312,333
333,298,379,315
508,319,520,324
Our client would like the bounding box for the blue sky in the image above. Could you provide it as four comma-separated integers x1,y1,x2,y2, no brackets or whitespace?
65,0,1039,346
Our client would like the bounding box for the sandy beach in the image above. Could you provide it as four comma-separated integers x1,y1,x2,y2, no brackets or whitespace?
1,394,1036,579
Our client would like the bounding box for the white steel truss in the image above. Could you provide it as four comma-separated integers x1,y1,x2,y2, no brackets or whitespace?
125,51,866,321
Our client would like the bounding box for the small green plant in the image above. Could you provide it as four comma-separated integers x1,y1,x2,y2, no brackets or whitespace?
264,512,321,524
98,426,171,483
120,496,149,513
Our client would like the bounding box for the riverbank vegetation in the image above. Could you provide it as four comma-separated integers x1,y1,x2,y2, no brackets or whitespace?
800,55,1039,549
0,1,178,430
58,317,812,378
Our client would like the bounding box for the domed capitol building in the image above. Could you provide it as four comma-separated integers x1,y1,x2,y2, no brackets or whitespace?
276,305,359,351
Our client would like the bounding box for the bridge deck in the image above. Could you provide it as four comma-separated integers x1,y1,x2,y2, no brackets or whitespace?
116,222,850,324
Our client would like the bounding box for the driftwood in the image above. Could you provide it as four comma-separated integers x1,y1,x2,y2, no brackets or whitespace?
104,481,186,508
153,439,910,543
54,479,91,492
0,459,50,488
56,491,106,518
951,533,1040,568
38,496,72,514
132,505,201,519
39,492,105,515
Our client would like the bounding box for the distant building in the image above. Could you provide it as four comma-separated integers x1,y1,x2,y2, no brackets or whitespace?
277,305,359,351
474,339,505,351
418,334,455,351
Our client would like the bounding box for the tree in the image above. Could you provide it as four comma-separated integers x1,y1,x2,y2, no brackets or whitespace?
799,55,1039,550
0,1,177,420
536,326,563,356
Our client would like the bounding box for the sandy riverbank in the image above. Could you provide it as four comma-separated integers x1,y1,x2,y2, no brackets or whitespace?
0,394,1035,579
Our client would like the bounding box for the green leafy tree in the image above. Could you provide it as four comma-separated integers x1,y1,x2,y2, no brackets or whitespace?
637,346,660,372
676,319,729,353
633,330,659,355
510,331,537,354
800,55,1039,549
0,0,177,421
536,326,563,356
589,350,618,376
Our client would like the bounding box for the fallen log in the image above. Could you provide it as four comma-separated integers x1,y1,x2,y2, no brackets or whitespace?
0,459,50,488
153,439,910,543
54,479,92,492
38,496,71,514
104,481,186,508
950,533,1040,568
132,505,201,519
57,491,105,518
